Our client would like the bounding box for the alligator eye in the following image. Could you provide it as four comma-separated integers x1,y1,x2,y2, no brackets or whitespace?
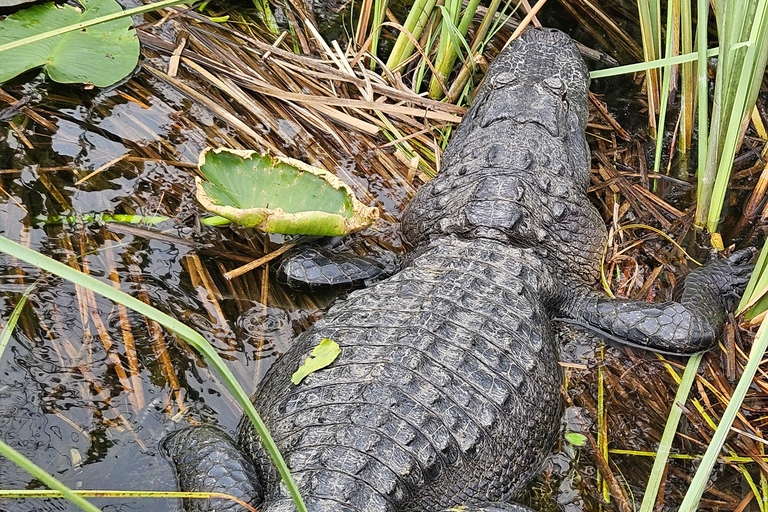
543,77,567,99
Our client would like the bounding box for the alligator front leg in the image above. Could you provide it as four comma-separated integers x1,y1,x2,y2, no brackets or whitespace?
556,249,755,354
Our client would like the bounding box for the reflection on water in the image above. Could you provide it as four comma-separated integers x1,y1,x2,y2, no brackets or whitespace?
0,42,396,508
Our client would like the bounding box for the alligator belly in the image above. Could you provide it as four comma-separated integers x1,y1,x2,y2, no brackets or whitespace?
241,237,562,512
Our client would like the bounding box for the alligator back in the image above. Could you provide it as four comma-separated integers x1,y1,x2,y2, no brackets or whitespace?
164,27,756,511
240,237,561,511
402,28,606,285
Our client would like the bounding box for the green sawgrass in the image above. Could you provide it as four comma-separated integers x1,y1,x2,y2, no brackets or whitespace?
678,315,768,510
651,0,680,177
0,440,101,512
413,22,440,94
637,0,662,136
0,279,39,365
679,0,695,153
385,0,437,70
445,0,517,103
639,353,702,512
427,0,480,99
0,235,307,512
695,0,709,201
696,0,768,231
428,0,460,98
590,46,721,79
597,348,609,502
609,449,768,462
369,0,387,67
737,237,768,317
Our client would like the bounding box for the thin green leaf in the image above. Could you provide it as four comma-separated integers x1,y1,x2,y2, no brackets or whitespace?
678,321,768,511
0,0,188,54
696,0,710,202
0,439,102,512
0,489,259,510
650,0,679,176
640,353,702,512
590,47,722,79
0,280,38,365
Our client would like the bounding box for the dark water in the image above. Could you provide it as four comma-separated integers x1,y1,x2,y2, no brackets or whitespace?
0,2,759,512
0,60,378,510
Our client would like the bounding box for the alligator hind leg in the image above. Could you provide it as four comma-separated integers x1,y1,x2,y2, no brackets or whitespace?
557,248,756,354
162,425,263,512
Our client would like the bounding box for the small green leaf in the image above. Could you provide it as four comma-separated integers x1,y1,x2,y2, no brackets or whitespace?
0,0,140,87
195,147,379,236
291,338,341,385
565,432,587,446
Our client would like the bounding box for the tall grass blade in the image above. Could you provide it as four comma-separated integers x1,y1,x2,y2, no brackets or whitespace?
0,281,38,364
678,320,768,511
0,235,307,512
589,47,721,79
651,0,681,176
637,0,662,136
0,439,102,512
695,0,709,201
369,0,388,67
697,0,768,231
639,353,702,512
428,0,481,99
679,0,695,153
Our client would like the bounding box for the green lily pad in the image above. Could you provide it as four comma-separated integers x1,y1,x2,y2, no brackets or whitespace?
195,147,379,236
0,0,140,87
291,338,341,385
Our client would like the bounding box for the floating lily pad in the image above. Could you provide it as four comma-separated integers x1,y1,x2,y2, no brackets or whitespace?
195,147,379,236
291,338,341,385
0,0,139,87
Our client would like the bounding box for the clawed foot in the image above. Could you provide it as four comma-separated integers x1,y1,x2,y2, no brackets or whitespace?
688,247,757,311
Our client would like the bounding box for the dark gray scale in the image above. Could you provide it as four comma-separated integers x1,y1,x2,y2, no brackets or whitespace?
163,27,755,512
277,246,393,291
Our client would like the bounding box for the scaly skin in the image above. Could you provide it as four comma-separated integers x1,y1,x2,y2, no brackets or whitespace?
163,28,753,511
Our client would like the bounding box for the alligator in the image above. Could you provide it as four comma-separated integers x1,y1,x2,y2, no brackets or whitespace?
162,27,753,512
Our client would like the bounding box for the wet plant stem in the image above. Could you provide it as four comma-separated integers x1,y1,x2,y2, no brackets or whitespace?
369,0,388,68
385,0,437,70
679,320,768,511
651,0,680,179
444,0,505,103
679,0,695,154
428,0,481,99
637,0,662,137
695,0,709,203
639,353,702,512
